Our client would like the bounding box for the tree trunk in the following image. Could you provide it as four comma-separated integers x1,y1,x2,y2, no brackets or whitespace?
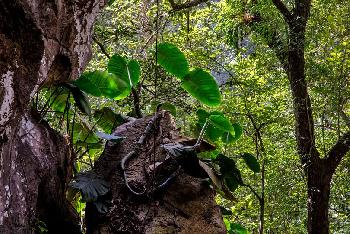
0,0,105,232
86,111,226,233
307,158,331,234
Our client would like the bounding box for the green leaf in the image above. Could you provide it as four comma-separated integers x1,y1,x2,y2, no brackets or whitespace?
48,90,71,113
93,107,126,133
215,154,243,185
230,223,249,234
242,153,260,173
206,124,225,142
222,123,243,143
225,177,239,192
196,109,210,124
74,71,129,99
181,68,221,106
67,85,91,115
72,123,99,144
157,42,189,78
96,131,125,143
69,171,110,202
209,115,234,133
128,59,141,86
108,54,130,86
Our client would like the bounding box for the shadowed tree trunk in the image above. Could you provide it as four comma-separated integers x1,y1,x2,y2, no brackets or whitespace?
0,0,105,232
86,111,226,234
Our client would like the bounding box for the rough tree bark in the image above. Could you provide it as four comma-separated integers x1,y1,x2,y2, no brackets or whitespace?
86,111,226,233
0,0,105,232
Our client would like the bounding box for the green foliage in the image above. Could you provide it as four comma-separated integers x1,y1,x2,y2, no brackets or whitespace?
128,59,141,86
94,107,126,133
157,42,189,78
182,68,221,106
209,114,235,133
196,109,242,143
62,83,91,115
74,71,129,99
242,153,260,173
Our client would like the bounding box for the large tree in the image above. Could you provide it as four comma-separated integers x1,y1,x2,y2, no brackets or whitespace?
251,0,350,232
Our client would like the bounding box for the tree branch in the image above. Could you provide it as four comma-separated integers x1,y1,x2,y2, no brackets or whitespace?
92,35,110,59
340,110,350,130
325,131,350,174
272,0,293,22
169,0,209,12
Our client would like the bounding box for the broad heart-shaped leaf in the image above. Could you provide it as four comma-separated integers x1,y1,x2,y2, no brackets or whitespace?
209,115,234,133
242,153,260,173
93,107,126,133
222,123,243,143
196,110,223,142
69,171,110,202
196,108,210,124
157,42,189,79
108,54,130,85
96,131,125,143
181,68,221,106
74,71,130,99
215,154,243,185
128,59,141,86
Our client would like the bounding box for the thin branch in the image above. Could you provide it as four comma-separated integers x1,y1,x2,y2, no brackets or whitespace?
92,35,111,59
244,183,262,202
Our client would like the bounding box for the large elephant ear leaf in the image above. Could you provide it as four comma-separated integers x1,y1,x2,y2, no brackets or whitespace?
242,153,260,173
181,68,221,106
157,42,189,79
209,115,234,133
127,59,141,86
69,171,110,202
108,54,131,86
74,71,129,99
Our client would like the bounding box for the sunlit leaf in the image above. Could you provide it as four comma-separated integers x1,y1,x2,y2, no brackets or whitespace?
182,68,221,106
128,59,141,86
108,54,130,86
74,71,129,99
209,115,234,133
222,123,243,143
157,42,189,79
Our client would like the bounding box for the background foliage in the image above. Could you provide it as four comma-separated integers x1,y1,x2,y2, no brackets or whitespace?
35,0,350,233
